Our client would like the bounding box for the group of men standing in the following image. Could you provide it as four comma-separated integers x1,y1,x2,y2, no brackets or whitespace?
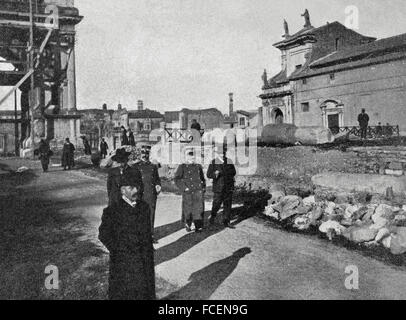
121,126,136,147
98,143,237,300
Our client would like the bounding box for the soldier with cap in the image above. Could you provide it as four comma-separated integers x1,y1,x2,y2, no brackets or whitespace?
135,145,162,243
207,145,236,228
174,149,206,232
107,148,143,206
99,172,155,300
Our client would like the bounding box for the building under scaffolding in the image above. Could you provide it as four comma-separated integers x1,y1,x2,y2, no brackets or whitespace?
0,0,82,156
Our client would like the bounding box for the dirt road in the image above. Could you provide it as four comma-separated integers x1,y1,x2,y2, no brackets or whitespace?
1,159,405,300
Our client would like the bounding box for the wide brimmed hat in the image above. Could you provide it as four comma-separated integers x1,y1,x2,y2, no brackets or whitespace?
111,148,132,163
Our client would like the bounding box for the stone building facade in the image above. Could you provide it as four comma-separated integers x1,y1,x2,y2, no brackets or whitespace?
164,108,224,130
259,11,406,134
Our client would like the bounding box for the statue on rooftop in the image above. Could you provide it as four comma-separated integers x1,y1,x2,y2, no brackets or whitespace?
262,69,268,87
301,9,312,28
283,19,290,38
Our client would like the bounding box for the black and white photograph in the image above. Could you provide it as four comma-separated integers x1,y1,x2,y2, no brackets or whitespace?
0,0,406,305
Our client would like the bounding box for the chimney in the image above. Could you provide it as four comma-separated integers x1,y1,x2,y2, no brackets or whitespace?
229,93,234,116
137,100,144,111
102,103,107,111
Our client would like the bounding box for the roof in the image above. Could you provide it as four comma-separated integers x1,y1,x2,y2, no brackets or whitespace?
0,110,21,116
291,33,406,79
273,22,375,49
310,33,406,68
128,109,164,119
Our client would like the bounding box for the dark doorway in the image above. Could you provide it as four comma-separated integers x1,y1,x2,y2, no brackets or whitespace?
274,108,284,124
328,114,340,134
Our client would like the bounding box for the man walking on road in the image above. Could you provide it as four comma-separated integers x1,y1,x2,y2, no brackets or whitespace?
61,138,75,170
37,139,52,172
100,138,109,159
135,146,161,243
175,150,206,233
358,109,370,140
99,173,155,300
107,148,143,206
207,145,236,228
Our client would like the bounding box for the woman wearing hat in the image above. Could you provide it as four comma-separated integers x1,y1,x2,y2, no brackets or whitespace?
107,148,143,206
99,173,155,300
174,149,206,232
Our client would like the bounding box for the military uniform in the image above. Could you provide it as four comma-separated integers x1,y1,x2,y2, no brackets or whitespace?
174,163,206,230
135,160,161,235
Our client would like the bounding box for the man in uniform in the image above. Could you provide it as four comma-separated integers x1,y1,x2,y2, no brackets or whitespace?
38,139,52,172
207,145,236,228
135,146,161,243
175,149,206,232
99,173,155,300
107,148,143,206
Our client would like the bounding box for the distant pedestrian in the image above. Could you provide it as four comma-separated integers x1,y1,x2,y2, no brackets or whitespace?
128,129,136,147
135,146,161,243
358,109,369,139
61,138,75,170
174,150,206,232
121,126,129,146
376,122,383,138
207,146,236,228
98,173,155,300
38,139,53,172
107,148,143,206
82,136,92,155
100,138,109,159
191,119,201,132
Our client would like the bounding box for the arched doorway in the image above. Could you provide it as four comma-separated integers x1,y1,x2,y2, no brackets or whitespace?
271,108,284,124
320,99,344,134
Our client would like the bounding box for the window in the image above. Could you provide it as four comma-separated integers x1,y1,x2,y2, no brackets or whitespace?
330,73,335,81
302,78,307,85
301,102,310,112
239,117,246,126
335,38,340,51
295,64,303,70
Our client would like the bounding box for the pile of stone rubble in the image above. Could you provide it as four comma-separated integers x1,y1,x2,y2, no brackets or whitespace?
263,186,406,255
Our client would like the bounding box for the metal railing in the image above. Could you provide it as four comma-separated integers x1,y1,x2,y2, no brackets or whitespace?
164,128,205,143
330,125,400,139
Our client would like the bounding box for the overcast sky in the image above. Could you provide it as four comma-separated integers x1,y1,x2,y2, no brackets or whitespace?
1,0,406,113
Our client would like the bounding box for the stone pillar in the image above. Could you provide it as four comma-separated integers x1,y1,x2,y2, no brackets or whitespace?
61,47,77,111
258,106,264,137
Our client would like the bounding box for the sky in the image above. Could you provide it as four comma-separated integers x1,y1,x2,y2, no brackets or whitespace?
1,0,406,114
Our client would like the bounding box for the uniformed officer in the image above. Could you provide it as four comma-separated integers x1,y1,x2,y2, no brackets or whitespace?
135,146,162,243
107,148,143,206
174,149,206,232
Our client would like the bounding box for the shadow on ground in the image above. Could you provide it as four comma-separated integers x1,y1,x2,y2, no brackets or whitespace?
162,247,252,300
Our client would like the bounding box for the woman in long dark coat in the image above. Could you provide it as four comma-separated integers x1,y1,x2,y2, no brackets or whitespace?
99,174,155,300
61,138,75,170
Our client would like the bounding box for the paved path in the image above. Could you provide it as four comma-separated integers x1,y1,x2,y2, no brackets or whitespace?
1,159,406,300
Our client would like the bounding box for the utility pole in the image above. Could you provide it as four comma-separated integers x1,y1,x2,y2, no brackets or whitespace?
14,90,19,156
28,0,35,157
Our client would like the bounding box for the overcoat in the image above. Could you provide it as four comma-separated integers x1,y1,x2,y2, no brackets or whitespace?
61,142,75,168
207,157,236,194
174,163,206,223
98,199,155,300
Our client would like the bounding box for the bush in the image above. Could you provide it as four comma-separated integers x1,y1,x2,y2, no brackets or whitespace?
91,153,101,167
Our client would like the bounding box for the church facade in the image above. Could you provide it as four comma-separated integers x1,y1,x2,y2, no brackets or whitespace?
259,10,406,133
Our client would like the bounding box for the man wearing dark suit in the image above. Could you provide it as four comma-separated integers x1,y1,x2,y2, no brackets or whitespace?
358,109,370,140
99,173,155,300
207,146,237,228
107,148,143,206
135,146,161,243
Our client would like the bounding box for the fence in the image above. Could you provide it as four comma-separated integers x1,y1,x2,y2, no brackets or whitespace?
331,125,400,139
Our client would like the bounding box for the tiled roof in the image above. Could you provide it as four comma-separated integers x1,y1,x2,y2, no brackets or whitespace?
310,33,406,68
